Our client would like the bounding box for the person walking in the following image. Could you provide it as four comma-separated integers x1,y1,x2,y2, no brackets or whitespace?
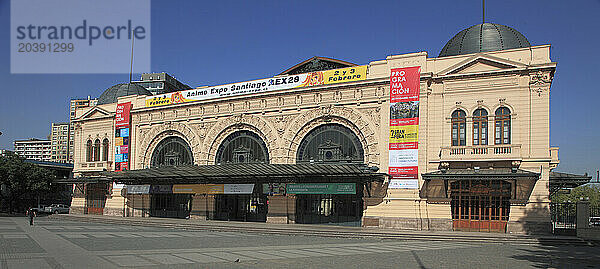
28,208,35,226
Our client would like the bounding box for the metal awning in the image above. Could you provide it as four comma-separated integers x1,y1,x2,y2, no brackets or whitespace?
102,163,386,185
421,168,541,204
422,168,540,180
549,171,591,194
54,177,112,184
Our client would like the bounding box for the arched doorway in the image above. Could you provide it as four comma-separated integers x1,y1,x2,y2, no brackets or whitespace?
214,130,269,222
295,123,364,226
450,180,511,232
148,136,194,218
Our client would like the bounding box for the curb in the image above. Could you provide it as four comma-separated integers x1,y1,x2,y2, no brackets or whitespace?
51,214,590,246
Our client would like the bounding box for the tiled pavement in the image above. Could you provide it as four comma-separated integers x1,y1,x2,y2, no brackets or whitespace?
0,217,481,268
2,216,600,269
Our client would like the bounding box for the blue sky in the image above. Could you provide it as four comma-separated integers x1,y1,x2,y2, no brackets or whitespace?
0,0,598,178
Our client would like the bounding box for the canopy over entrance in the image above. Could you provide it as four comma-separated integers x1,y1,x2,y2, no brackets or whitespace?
548,171,591,195
99,163,385,185
420,168,540,204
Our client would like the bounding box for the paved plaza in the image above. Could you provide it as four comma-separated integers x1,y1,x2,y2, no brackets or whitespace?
0,216,599,268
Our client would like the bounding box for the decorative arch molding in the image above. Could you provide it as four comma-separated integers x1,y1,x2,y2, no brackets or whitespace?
448,106,469,119
138,122,202,169
468,104,491,116
491,102,515,117
203,114,277,165
283,105,379,166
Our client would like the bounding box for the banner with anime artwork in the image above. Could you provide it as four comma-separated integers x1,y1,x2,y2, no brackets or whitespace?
145,65,367,107
389,66,420,189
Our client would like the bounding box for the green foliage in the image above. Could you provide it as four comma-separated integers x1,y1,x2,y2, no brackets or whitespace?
0,152,56,203
551,184,600,207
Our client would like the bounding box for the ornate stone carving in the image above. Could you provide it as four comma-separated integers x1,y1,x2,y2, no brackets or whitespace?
529,70,552,85
282,106,379,165
358,107,381,128
284,58,350,75
529,71,552,97
272,115,291,136
202,114,277,164
137,122,202,169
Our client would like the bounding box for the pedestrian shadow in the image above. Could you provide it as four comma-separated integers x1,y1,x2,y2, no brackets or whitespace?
410,250,428,269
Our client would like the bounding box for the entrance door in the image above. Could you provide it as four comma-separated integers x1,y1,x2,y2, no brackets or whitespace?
450,180,511,232
295,194,363,226
85,183,107,215
214,193,267,222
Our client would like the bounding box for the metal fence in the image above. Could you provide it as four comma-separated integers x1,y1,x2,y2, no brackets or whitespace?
550,202,577,235
590,205,600,227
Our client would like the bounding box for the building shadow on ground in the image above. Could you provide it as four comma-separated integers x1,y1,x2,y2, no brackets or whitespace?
510,242,600,269
511,198,599,268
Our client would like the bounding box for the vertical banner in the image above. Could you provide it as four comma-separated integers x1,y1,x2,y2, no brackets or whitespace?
389,67,420,189
115,102,132,171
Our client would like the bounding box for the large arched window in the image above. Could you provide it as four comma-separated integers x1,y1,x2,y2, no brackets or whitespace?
473,109,488,145
296,124,364,164
216,130,269,164
102,138,109,161
451,110,466,146
495,107,511,144
86,140,92,162
151,136,193,167
93,139,101,161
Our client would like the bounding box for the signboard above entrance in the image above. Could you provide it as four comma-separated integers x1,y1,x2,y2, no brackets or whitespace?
172,184,255,194
286,183,356,195
145,65,367,108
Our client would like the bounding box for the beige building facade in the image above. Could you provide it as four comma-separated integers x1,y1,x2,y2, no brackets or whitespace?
70,23,558,233
69,98,98,163
50,122,70,163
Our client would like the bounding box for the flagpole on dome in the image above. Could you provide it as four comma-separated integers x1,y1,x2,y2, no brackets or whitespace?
128,29,135,92
482,0,485,24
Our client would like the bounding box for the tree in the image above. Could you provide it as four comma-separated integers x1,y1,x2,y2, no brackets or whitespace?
551,184,600,207
0,152,56,212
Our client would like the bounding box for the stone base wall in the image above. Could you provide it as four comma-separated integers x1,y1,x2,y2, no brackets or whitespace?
69,206,85,215
577,228,600,240
267,216,291,224
190,214,207,220
506,221,551,234
364,216,452,231
103,207,124,217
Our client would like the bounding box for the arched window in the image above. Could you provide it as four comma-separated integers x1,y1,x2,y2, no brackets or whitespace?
102,138,109,161
473,109,488,145
216,130,269,164
495,107,511,144
451,110,466,146
151,136,193,167
93,139,101,161
86,140,92,162
296,124,364,164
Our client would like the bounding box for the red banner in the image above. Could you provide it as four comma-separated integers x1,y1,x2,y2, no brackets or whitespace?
389,66,420,188
115,102,132,171
115,102,132,128
390,67,420,103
